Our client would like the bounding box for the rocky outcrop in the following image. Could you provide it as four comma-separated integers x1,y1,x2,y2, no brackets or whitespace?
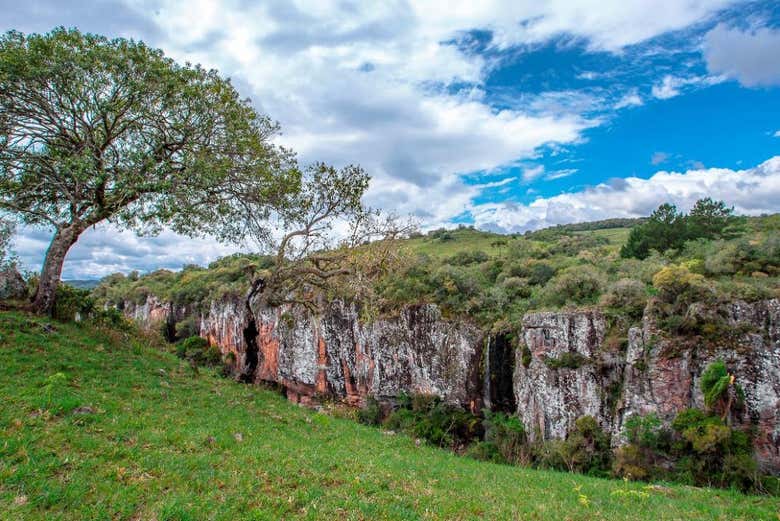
0,266,26,300
124,293,780,473
616,299,780,473
202,299,483,409
514,310,622,441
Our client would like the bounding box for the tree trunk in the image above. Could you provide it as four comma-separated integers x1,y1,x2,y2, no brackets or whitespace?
33,223,83,315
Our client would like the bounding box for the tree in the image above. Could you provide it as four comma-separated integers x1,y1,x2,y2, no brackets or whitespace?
621,203,685,259
0,216,15,268
0,28,298,314
687,198,737,240
700,360,742,423
247,162,415,312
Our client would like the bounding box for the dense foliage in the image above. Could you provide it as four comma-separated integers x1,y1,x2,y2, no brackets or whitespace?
0,27,298,313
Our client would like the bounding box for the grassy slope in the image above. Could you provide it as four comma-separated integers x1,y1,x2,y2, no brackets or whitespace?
1,312,777,521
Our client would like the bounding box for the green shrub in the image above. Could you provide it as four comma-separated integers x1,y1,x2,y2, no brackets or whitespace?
562,416,612,476
357,396,383,426
542,265,605,306
53,284,94,321
601,278,647,318
465,441,504,463
384,394,482,448
176,336,221,367
482,410,528,465
544,352,587,370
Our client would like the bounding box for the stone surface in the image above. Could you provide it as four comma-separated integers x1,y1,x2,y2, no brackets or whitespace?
0,266,26,300
125,293,780,473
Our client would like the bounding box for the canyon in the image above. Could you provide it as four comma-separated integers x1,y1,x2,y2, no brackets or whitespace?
120,293,780,473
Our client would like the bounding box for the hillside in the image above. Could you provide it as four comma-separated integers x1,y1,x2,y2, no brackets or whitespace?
1,311,778,521
93,213,780,333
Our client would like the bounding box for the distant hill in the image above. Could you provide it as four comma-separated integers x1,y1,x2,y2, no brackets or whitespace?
62,279,100,290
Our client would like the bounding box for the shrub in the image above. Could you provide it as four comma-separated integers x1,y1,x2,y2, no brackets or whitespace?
501,276,532,299
465,441,504,463
357,396,383,426
543,352,587,370
528,263,556,286
541,265,606,306
601,278,647,317
53,284,94,321
447,250,489,266
482,410,528,464
652,264,708,304
561,416,612,476
384,394,482,448
176,336,221,367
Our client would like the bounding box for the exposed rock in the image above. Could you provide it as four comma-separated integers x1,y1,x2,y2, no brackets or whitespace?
617,299,780,473
124,292,780,473
514,310,620,441
0,266,26,300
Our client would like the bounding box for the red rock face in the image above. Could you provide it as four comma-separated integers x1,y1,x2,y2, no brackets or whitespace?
201,301,484,410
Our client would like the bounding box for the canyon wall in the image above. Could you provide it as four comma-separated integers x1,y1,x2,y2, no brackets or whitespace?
124,295,780,473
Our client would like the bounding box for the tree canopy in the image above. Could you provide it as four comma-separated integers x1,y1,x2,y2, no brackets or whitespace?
0,28,299,313
621,199,738,259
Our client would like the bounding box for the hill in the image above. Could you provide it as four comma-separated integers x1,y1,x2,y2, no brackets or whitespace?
1,310,778,520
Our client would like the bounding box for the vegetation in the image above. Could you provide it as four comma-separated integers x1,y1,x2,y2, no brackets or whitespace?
3,310,778,520
0,27,301,314
92,207,779,340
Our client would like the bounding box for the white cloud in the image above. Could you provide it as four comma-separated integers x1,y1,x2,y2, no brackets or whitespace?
614,89,643,109
522,165,546,182
470,156,780,233
651,74,724,99
651,76,681,99
651,151,670,165
545,169,578,180
773,130,780,138
5,0,750,277
704,23,780,87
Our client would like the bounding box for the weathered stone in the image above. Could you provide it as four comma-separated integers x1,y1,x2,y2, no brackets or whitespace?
514,310,618,441
0,266,26,300
124,292,780,474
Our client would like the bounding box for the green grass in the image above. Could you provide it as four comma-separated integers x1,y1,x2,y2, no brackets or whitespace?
405,228,507,259
1,311,777,521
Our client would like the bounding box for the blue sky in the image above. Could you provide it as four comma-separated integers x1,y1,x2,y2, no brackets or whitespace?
3,0,780,277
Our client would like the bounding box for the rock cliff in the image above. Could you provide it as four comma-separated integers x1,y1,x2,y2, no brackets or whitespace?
123,294,780,473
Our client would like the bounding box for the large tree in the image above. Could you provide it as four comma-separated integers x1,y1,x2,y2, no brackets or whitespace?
0,28,298,314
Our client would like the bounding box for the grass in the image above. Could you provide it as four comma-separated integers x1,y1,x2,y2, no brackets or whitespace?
1,311,778,521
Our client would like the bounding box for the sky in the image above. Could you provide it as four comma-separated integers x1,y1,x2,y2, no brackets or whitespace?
3,0,780,279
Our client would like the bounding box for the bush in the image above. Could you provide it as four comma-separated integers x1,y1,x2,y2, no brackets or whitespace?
53,284,94,321
482,410,529,464
543,352,587,370
528,263,556,286
384,394,482,448
561,416,612,476
541,265,606,306
465,441,504,463
652,264,708,305
176,336,221,367
601,278,647,318
446,250,489,266
357,396,383,426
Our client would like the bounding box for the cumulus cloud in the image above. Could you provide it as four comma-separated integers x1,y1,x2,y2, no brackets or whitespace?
470,156,780,233
2,0,750,277
704,23,780,87
15,226,243,280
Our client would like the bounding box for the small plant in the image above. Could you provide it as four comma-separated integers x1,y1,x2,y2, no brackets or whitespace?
544,352,587,370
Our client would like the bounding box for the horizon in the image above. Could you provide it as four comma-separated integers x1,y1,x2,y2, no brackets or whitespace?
4,0,780,278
